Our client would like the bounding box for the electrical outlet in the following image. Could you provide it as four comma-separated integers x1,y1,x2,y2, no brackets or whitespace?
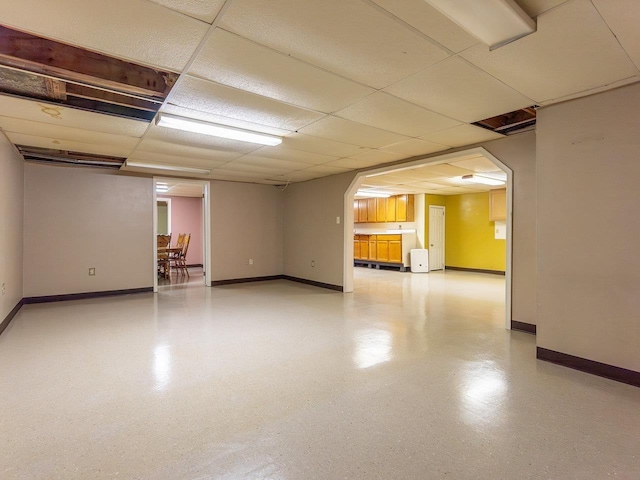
88,268,96,276
1,283,5,295
248,259,254,265
311,260,315,267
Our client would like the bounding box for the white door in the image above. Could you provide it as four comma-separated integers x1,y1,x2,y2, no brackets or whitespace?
429,205,445,271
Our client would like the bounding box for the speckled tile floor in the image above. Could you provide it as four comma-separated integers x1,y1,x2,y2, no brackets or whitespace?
1,268,639,479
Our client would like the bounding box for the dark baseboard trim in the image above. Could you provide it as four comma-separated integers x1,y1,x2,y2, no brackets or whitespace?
0,299,24,336
445,266,505,276
211,275,284,286
23,287,153,304
282,275,344,292
537,347,640,388
511,320,537,334
186,263,203,268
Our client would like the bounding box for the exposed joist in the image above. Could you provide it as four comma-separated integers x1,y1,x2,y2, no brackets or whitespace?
65,84,158,112
0,25,178,99
44,78,66,100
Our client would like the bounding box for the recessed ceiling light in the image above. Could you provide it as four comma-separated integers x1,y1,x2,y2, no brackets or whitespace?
461,174,505,186
355,190,392,198
156,113,282,146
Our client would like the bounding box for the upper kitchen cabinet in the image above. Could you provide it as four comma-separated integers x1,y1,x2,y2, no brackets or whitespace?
354,194,414,223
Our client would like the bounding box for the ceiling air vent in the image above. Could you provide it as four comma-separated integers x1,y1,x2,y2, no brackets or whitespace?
17,145,125,170
473,106,537,135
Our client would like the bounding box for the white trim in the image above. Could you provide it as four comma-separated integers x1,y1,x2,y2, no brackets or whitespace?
153,177,212,292
343,146,514,330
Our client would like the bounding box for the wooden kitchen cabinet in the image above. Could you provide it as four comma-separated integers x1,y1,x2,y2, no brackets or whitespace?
359,237,369,259
386,195,396,222
489,188,507,221
354,194,415,223
367,198,376,222
376,198,387,223
369,236,377,260
396,194,414,222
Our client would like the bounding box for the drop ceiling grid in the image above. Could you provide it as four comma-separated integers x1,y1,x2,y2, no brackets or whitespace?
591,0,640,71
0,0,210,72
148,0,227,24
459,0,640,103
217,0,452,89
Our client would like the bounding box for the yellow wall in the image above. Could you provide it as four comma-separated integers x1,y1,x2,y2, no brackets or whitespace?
444,192,506,272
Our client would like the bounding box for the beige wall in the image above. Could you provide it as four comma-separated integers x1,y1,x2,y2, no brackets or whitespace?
0,133,24,319
283,172,356,287
23,163,153,297
537,83,640,371
483,132,537,325
209,180,283,281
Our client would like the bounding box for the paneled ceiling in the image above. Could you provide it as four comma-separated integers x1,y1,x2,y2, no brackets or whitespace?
1,0,638,185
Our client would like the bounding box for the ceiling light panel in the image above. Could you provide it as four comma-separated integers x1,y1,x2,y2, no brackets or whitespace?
421,124,504,147
298,116,409,148
1,0,208,71
145,124,264,154
0,96,148,137
384,57,533,123
460,0,638,103
171,76,324,131
370,0,478,52
219,0,449,89
6,132,136,158
592,0,640,70
335,92,461,137
189,29,375,113
148,0,226,23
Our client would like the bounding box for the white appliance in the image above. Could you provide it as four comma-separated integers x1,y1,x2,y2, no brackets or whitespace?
410,249,429,273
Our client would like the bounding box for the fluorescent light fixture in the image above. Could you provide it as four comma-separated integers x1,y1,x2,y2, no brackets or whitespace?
156,186,169,192
156,113,282,146
461,174,505,186
423,0,536,49
355,190,392,198
126,161,210,175
156,182,168,186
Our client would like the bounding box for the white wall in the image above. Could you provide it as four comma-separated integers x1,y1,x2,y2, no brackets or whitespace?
283,172,357,287
209,180,283,281
483,131,537,326
0,133,24,319
23,164,153,297
537,83,640,371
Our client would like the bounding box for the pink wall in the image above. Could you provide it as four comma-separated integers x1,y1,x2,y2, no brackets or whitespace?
162,196,203,266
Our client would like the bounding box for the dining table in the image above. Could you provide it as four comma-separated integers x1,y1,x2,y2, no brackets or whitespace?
157,246,183,278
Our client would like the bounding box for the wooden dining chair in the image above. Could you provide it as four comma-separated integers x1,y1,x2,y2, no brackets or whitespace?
157,234,172,279
172,233,191,278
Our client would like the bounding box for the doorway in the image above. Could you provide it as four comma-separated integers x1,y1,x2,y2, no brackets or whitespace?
428,205,445,271
343,147,513,329
153,178,212,292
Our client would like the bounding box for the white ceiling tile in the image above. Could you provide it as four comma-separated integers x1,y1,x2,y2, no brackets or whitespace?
189,29,375,113
268,170,327,183
303,164,352,175
348,149,407,164
148,0,225,23
517,0,571,18
0,96,148,136
126,149,231,169
370,0,478,52
379,139,450,157
146,123,262,154
335,92,461,136
8,132,135,158
219,0,449,89
125,162,211,178
384,57,534,122
171,76,324,131
431,186,480,195
592,0,640,71
233,155,314,171
135,138,243,163
248,146,338,165
1,0,208,71
218,160,294,175
0,117,141,147
325,157,391,170
461,0,639,103
209,168,272,180
298,116,409,148
449,156,502,173
421,124,504,147
405,180,451,190
280,133,366,158
161,104,292,136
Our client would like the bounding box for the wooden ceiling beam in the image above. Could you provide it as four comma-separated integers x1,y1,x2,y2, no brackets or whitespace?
0,25,178,99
